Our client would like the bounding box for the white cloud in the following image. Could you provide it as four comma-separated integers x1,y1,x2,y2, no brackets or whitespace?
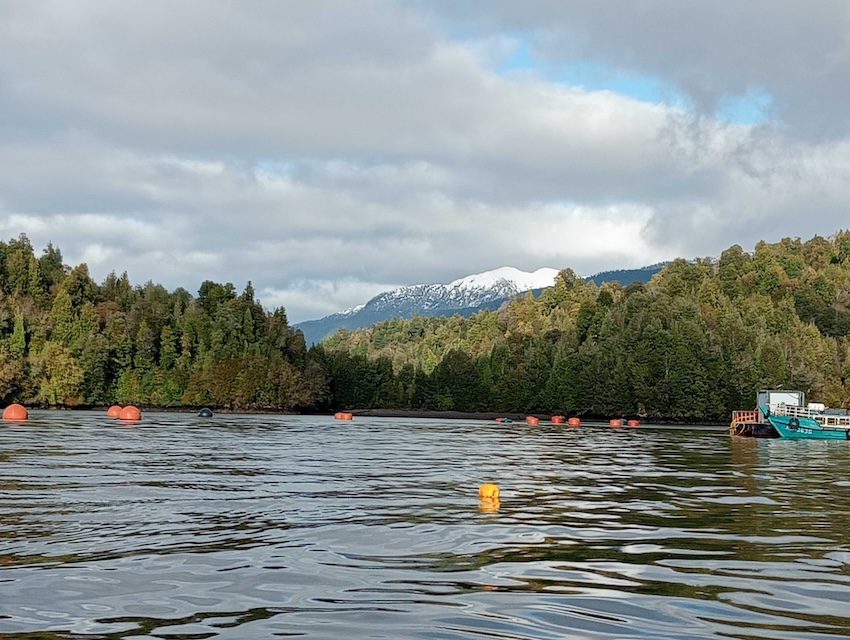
0,1,848,324
260,279,401,320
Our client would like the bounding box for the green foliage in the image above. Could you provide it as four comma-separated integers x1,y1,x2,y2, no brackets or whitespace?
0,235,316,410
7,230,850,418
10,312,26,358
29,341,85,406
322,230,850,419
39,242,66,290
0,340,25,401
4,234,34,296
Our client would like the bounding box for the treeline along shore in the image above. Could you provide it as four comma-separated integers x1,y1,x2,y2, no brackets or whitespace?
1,231,850,421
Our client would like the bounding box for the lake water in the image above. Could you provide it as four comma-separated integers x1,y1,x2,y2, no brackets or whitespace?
2,412,850,639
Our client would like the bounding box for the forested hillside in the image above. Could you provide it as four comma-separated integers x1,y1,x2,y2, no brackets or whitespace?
0,234,325,410
320,233,850,420
1,232,850,420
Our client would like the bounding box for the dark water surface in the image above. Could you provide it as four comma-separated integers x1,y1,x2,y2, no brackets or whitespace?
2,412,850,639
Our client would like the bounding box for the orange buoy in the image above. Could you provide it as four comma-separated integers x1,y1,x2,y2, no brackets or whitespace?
567,417,581,427
525,416,539,426
627,420,640,428
118,405,141,421
609,418,622,428
551,415,565,424
107,405,122,417
3,404,28,421
334,412,353,420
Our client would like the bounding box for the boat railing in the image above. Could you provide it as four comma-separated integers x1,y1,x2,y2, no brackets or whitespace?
731,409,759,424
770,403,819,419
729,409,761,436
770,403,850,428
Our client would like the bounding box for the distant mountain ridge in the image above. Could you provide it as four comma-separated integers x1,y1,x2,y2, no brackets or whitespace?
295,264,665,345
584,263,668,286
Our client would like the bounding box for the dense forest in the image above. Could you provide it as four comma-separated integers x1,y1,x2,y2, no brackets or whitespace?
0,234,324,410
1,231,849,420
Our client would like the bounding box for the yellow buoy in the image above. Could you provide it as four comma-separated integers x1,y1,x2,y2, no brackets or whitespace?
478,482,500,512
479,483,500,501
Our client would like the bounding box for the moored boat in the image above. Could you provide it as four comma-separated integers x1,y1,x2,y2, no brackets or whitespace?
763,402,850,440
730,389,805,437
733,388,850,439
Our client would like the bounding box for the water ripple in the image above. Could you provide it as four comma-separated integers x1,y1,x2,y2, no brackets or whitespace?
1,413,850,638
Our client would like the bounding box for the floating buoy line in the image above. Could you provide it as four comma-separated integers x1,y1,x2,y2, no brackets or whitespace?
492,415,640,428
0,403,641,430
1,402,640,519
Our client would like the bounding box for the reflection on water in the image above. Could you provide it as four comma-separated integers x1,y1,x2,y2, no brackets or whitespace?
1,412,850,638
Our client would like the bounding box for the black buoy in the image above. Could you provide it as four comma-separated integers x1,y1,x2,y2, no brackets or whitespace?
198,407,213,418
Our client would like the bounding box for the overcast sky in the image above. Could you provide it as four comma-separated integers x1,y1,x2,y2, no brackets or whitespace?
2,1,849,323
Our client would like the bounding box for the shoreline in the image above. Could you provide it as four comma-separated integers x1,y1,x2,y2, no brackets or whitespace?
22,405,727,425
342,408,727,425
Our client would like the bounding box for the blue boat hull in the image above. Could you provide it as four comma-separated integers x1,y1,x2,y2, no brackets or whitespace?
764,408,850,440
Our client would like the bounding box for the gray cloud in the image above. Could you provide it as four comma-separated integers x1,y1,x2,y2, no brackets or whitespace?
432,1,850,134
0,1,848,322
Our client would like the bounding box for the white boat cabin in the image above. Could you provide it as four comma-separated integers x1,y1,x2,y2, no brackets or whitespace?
756,389,804,423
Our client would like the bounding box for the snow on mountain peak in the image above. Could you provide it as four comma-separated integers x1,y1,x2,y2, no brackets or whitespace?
449,267,558,292
336,267,558,316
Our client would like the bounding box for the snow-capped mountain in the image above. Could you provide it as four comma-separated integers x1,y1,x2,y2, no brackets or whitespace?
295,267,558,345
365,267,559,314
294,263,666,345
